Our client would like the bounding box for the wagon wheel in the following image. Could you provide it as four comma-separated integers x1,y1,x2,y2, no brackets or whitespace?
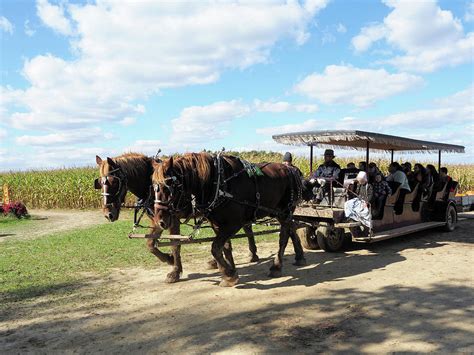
443,204,457,232
295,226,319,250
316,225,347,252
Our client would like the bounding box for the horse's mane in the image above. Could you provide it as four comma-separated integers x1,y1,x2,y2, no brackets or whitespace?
155,152,212,187
102,152,152,179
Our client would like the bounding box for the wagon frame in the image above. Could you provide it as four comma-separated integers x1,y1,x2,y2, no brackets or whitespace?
272,130,465,252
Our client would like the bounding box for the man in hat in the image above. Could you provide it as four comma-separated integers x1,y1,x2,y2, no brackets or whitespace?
309,149,341,203
282,152,303,177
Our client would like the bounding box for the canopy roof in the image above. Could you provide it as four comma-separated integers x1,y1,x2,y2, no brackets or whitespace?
272,130,465,153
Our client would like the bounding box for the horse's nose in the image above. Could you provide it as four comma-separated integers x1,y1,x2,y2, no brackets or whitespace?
108,212,114,221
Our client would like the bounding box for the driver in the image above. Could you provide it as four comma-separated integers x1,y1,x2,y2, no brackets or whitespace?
309,149,341,203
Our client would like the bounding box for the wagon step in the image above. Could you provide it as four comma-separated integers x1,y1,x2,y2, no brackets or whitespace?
354,221,446,243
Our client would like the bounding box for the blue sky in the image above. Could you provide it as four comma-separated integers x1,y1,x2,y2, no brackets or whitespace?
0,0,473,171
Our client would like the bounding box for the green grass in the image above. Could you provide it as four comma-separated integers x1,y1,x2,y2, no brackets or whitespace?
0,220,278,305
0,215,31,228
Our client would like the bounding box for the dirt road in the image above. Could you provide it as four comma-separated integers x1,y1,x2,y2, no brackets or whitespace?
0,209,106,242
1,218,473,353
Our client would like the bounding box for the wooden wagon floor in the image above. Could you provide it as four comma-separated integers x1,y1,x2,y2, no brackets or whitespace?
1,219,473,354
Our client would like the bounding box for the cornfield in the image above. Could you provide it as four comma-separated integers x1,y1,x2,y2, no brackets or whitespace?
1,151,473,209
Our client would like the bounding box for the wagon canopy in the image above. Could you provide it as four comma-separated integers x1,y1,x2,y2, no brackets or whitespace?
272,130,465,154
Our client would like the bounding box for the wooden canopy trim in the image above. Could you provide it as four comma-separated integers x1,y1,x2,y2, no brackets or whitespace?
272,130,465,153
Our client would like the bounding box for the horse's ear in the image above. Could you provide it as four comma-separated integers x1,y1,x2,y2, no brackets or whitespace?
168,156,173,169
96,155,103,166
107,157,116,167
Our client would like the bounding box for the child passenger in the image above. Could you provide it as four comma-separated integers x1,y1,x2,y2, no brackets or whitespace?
372,173,392,218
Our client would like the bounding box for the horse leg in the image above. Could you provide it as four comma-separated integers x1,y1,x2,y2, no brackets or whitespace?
289,223,306,266
269,221,291,278
222,240,235,269
165,221,183,283
243,224,259,262
146,238,174,265
211,234,239,287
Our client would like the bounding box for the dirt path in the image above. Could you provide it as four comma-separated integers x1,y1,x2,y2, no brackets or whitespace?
1,219,473,353
0,209,106,242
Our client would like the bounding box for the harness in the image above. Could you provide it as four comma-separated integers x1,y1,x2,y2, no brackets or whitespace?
154,152,304,224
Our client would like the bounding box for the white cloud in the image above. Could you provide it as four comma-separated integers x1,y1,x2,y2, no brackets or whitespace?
171,100,250,147
256,118,318,136
0,128,7,139
352,0,473,72
337,85,473,131
351,23,387,52
294,65,423,107
119,117,137,127
336,23,347,34
24,20,36,37
15,128,108,146
36,0,73,35
373,86,473,129
253,100,318,113
0,16,13,34
465,2,474,22
1,1,328,133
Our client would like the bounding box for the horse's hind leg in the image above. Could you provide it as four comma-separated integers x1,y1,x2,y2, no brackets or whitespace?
289,223,306,266
243,224,259,262
269,221,291,278
207,240,233,270
211,234,239,287
222,240,235,269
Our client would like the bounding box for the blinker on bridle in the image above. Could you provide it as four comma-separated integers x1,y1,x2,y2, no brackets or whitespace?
153,176,180,211
94,167,126,207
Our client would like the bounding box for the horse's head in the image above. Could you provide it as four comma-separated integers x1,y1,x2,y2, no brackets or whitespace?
151,156,183,231
94,155,128,222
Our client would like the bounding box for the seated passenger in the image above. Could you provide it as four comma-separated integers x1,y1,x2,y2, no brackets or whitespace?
427,164,440,189
439,167,451,184
309,149,341,203
386,162,410,214
372,173,392,219
344,171,373,235
344,162,360,180
368,162,381,183
354,171,374,205
358,161,367,172
402,162,415,186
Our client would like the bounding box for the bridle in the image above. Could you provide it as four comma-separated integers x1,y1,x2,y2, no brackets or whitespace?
94,167,128,208
153,175,189,213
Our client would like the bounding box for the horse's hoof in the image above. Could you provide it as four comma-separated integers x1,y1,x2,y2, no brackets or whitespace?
206,259,218,270
249,254,260,263
219,276,239,287
268,269,282,278
165,271,181,283
293,258,307,266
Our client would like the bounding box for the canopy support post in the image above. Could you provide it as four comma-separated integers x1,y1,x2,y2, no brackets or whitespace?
366,141,370,169
438,150,441,171
310,145,314,173
391,149,394,164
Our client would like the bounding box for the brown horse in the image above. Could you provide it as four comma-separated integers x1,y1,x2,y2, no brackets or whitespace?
94,153,259,283
152,152,306,287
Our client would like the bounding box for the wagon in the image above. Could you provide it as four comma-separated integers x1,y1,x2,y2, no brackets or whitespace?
272,130,465,252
